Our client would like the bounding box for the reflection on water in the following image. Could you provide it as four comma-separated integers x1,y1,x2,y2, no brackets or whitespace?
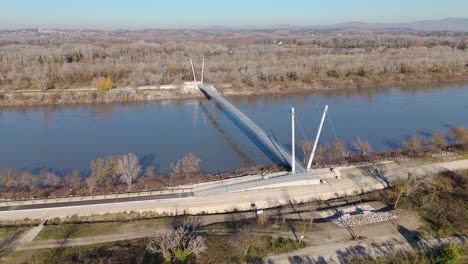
0,84,467,174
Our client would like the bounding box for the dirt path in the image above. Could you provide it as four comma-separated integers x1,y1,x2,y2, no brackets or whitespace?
266,236,467,263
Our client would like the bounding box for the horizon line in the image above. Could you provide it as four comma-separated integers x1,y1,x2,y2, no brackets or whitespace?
2,17,467,31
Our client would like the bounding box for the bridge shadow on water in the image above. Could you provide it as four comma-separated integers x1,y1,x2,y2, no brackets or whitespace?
211,100,290,170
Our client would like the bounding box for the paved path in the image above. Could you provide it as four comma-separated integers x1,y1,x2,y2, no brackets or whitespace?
0,193,193,212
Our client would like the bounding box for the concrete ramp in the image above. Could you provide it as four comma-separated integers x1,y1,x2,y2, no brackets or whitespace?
194,172,321,196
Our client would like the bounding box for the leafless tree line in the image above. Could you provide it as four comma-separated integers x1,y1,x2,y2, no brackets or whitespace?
0,152,203,199
303,125,467,167
0,34,466,91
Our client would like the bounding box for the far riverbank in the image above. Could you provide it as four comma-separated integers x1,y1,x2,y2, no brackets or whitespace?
1,70,468,107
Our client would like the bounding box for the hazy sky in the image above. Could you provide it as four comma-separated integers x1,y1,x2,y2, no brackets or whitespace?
1,0,467,29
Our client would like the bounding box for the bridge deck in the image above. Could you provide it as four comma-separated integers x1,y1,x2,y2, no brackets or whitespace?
198,84,306,173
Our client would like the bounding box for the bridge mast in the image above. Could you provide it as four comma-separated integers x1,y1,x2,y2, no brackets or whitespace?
291,107,296,174
306,105,328,170
201,58,205,85
190,59,197,87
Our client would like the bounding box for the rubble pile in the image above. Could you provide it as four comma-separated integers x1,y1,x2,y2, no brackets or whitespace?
333,211,397,227
319,204,398,227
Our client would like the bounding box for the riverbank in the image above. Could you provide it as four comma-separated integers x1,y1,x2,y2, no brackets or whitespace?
1,70,468,107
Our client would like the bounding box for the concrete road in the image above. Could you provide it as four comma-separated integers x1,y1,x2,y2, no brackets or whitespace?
0,193,193,212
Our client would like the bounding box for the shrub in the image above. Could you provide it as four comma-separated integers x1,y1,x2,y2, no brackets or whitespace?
432,243,459,264
326,69,339,78
96,75,113,91
267,236,303,253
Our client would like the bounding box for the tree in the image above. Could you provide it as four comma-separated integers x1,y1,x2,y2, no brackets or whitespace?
431,132,447,148
0,170,17,188
116,152,142,191
170,160,182,176
180,154,201,176
332,139,347,161
85,175,98,195
232,228,258,258
429,173,454,203
105,155,120,186
64,170,81,190
90,158,110,186
351,137,373,155
146,225,206,263
432,243,459,264
391,178,406,209
300,140,312,165
404,136,421,152
96,75,113,91
105,75,113,89
448,125,467,144
39,170,61,188
30,66,51,91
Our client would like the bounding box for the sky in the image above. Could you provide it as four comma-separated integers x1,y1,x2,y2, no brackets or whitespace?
1,0,467,29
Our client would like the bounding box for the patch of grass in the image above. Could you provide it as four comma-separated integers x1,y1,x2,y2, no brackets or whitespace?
35,218,169,241
3,240,152,264
0,226,27,240
199,235,241,264
267,236,306,254
1,249,37,264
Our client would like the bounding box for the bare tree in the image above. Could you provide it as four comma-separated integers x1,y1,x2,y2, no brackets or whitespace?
429,173,454,203
332,139,348,161
85,176,98,195
170,160,182,176
116,152,142,191
39,170,61,187
64,170,81,190
351,137,373,155
90,158,110,186
146,225,206,263
30,66,51,91
232,227,258,258
180,154,201,176
448,126,468,144
300,140,312,165
404,136,421,152
431,132,448,148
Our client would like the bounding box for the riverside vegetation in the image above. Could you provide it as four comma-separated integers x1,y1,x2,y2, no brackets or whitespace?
0,33,467,105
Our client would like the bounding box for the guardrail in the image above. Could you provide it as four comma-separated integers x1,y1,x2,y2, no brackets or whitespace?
0,188,193,207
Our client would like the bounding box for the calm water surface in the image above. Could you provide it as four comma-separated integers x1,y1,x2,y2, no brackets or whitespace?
1,84,467,173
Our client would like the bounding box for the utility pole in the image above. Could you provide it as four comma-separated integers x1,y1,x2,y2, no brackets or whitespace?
307,105,328,170
291,107,296,174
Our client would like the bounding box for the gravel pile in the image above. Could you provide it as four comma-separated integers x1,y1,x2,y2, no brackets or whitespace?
333,211,397,227
430,151,456,158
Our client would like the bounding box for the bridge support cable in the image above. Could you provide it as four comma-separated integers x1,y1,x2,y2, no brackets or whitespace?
198,84,306,173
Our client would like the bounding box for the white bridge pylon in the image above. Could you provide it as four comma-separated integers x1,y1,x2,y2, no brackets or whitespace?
191,59,326,177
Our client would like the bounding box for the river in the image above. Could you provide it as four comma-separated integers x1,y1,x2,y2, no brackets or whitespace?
1,83,467,174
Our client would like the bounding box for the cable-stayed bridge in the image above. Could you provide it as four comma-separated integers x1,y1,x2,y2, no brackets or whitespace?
198,84,306,173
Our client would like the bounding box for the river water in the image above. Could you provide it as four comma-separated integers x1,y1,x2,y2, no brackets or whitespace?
1,84,467,174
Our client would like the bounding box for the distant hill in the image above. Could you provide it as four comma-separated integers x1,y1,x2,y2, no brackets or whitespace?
322,18,468,32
